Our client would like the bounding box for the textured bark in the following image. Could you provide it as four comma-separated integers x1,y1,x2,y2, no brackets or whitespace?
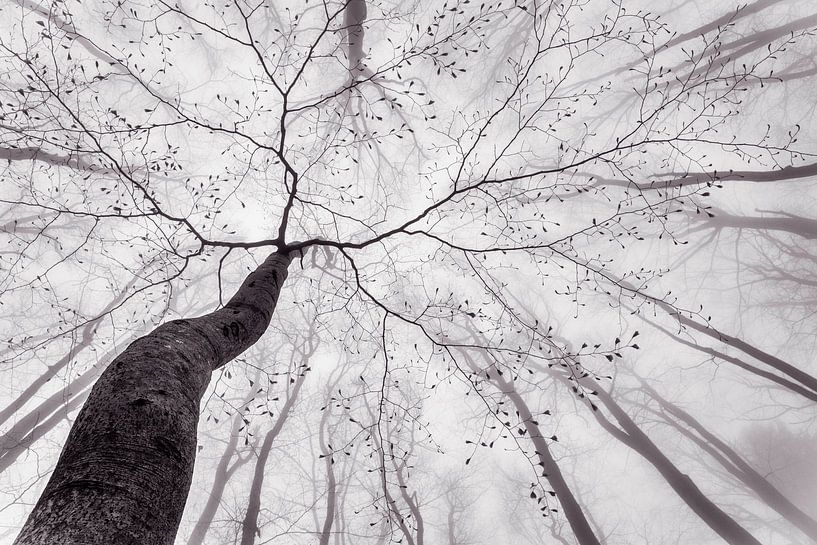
14,251,291,545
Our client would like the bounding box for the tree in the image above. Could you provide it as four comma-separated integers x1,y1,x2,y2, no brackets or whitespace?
1,0,816,543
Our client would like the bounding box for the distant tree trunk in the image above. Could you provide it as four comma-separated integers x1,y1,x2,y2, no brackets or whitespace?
528,330,766,545
456,335,604,545
239,364,307,545
185,428,249,545
0,337,133,472
446,507,457,545
646,289,817,398
639,382,817,543
318,401,337,545
612,276,817,400
571,378,764,545
14,251,291,545
186,371,261,545
490,370,603,545
647,319,817,403
0,388,88,474
0,276,138,427
344,0,367,73
393,459,424,545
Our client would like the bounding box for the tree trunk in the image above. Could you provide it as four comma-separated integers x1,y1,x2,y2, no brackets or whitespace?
0,388,88,474
14,251,291,545
646,319,817,403
0,276,139,428
640,383,817,543
394,460,424,545
646,289,817,398
239,365,306,545
456,339,604,545
318,400,337,545
583,384,763,545
186,372,260,545
1,337,132,472
493,373,603,545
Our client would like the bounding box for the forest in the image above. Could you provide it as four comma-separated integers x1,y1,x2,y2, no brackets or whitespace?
1,0,816,543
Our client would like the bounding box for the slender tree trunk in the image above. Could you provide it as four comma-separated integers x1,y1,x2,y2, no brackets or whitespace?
362,394,418,545
393,460,424,545
446,506,456,545
525,329,765,545
611,276,817,400
640,383,817,543
186,372,260,545
648,320,817,403
0,388,88,473
646,290,817,398
491,371,603,545
457,338,604,545
570,378,763,545
185,434,249,545
239,365,307,545
0,338,133,471
14,251,291,545
318,402,337,545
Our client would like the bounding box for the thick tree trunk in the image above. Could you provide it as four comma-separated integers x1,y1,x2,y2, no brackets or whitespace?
14,251,291,545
